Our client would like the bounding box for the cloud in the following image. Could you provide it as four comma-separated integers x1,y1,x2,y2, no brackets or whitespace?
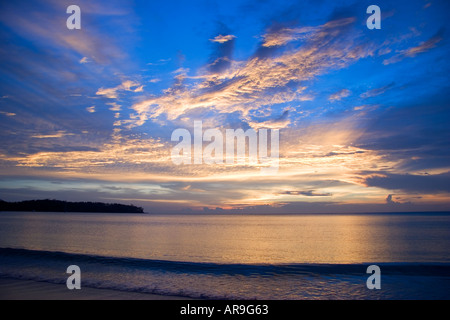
363,171,450,193
354,92,450,174
3,134,167,170
210,35,236,43
146,58,171,66
383,29,444,65
261,26,317,47
0,0,130,65
386,194,397,204
0,0,140,155
207,30,236,74
86,106,96,113
329,89,351,101
31,131,75,139
0,111,16,117
279,190,332,197
360,82,394,98
130,17,374,127
248,110,290,130
107,102,122,111
96,80,143,99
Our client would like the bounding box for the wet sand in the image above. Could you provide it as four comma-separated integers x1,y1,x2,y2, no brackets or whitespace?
0,277,192,300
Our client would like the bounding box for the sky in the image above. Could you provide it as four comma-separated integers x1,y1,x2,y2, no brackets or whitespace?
0,0,449,214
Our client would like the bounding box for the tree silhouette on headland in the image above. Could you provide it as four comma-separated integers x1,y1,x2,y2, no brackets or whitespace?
0,199,144,213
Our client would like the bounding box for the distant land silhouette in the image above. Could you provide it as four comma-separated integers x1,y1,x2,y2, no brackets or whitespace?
0,199,144,213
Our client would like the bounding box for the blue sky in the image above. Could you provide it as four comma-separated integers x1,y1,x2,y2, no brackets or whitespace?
0,0,449,213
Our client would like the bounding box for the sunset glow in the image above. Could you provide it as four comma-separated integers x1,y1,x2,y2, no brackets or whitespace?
1,0,449,213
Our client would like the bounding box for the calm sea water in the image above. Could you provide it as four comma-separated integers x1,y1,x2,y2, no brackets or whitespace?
1,212,449,299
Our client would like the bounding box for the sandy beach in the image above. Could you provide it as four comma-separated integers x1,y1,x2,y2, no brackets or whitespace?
0,277,191,300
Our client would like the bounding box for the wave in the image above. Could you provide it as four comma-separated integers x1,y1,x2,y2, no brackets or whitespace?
2,247,450,277
2,247,450,299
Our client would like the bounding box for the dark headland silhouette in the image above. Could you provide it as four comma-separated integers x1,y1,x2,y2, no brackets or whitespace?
0,199,144,213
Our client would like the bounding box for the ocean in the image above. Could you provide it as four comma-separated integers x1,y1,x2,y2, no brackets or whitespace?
0,212,449,299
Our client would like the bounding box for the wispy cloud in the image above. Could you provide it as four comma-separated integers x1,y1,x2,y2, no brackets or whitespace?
329,89,351,101
130,17,373,129
79,57,90,64
106,102,122,111
383,29,444,65
0,2,128,65
363,171,450,193
248,110,291,130
3,135,167,170
96,80,143,99
31,131,75,139
147,58,171,66
262,26,317,47
210,35,236,43
279,190,332,197
360,83,395,98
0,111,16,117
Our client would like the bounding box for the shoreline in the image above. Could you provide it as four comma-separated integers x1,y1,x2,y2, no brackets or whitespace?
0,277,193,300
